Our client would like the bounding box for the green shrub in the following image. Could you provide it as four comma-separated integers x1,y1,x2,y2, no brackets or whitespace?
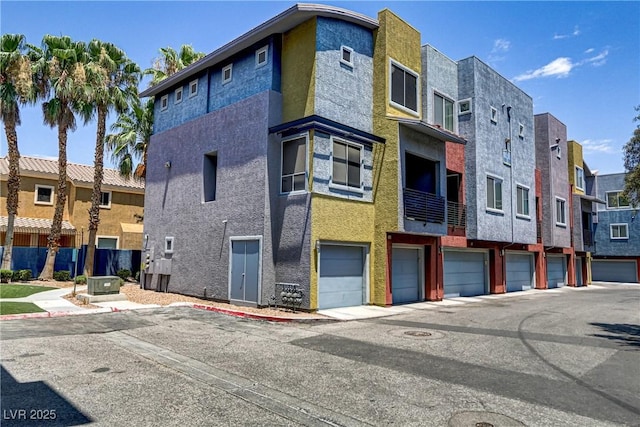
116,269,131,281
0,270,13,283
74,275,87,285
11,270,21,282
53,270,71,281
18,269,32,281
118,278,125,286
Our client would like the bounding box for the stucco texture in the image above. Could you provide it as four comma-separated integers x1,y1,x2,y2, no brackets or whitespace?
282,18,317,122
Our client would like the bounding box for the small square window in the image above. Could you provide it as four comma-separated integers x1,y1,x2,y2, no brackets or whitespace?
165,236,175,253
256,46,268,67
340,46,354,67
189,80,198,97
34,184,54,205
490,106,498,123
160,95,168,111
458,99,472,115
518,123,525,138
175,87,183,104
222,64,232,84
99,191,112,209
610,223,628,240
555,197,566,226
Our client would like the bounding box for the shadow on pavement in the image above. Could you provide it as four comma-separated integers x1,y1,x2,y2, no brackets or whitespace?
1,365,92,426
590,322,640,349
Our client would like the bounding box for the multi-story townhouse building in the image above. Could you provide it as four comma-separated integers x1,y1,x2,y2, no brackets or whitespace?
590,173,640,282
0,156,145,268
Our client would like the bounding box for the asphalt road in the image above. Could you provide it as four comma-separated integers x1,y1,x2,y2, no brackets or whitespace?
1,283,639,426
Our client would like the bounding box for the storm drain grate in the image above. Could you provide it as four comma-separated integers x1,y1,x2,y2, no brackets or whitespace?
403,330,432,337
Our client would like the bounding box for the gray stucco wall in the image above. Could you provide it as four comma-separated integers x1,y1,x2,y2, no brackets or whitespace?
422,45,459,132
457,57,536,244
534,113,571,248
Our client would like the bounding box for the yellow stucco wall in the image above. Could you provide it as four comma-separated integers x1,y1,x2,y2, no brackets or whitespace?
1,176,71,221
567,140,585,195
282,17,317,122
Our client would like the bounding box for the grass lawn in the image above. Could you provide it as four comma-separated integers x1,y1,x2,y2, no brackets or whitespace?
0,301,46,315
0,284,58,299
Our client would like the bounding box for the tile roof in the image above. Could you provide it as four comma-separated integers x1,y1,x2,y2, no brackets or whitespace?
0,216,76,235
0,156,145,191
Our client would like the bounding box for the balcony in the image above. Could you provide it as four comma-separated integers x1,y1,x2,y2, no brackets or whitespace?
536,221,542,243
583,229,594,247
404,188,445,224
447,200,466,228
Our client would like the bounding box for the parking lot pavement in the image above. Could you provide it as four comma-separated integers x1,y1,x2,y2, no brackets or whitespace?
1,283,638,426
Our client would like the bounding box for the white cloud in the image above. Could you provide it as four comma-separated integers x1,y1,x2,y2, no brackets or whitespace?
584,48,594,54
492,38,511,53
553,26,580,40
581,139,617,154
513,57,574,82
580,49,609,67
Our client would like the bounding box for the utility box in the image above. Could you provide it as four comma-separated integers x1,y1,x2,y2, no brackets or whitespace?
87,276,121,296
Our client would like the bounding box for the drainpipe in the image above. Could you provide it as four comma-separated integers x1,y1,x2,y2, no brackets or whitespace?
502,106,516,291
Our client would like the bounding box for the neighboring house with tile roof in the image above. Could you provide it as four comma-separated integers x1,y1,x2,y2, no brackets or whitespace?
0,155,145,251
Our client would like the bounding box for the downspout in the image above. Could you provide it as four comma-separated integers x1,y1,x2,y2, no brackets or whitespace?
502,106,516,291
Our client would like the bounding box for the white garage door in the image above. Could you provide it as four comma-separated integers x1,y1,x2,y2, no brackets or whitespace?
444,250,487,297
506,252,534,292
318,245,365,309
547,255,566,288
592,260,638,283
392,247,421,304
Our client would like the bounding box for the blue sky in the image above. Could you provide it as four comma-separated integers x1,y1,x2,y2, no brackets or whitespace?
2,1,638,174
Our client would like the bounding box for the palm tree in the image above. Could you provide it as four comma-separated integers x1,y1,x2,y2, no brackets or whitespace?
0,34,34,270
81,40,140,276
146,45,205,87
37,35,89,280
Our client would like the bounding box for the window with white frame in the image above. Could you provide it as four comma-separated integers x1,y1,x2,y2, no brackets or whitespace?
203,152,217,202
340,46,354,67
281,136,307,193
556,145,562,159
555,197,566,226
189,80,198,97
165,236,175,253
332,139,362,190
97,237,118,249
390,60,418,114
606,191,630,209
610,223,629,239
256,46,268,67
490,106,498,123
99,191,112,208
434,93,454,131
222,64,233,84
174,87,183,104
575,166,585,191
518,123,525,138
486,176,503,211
516,185,529,217
34,184,54,205
160,95,168,111
458,98,471,115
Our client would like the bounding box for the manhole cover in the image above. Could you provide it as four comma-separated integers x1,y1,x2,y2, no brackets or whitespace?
449,411,525,427
403,330,432,337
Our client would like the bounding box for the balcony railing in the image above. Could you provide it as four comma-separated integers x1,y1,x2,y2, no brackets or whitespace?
404,188,445,224
447,200,466,228
583,229,594,247
536,221,542,243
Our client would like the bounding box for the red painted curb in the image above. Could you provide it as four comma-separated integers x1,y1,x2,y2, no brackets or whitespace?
191,304,298,322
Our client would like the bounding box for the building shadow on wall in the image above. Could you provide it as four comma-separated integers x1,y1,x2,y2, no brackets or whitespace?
590,322,640,349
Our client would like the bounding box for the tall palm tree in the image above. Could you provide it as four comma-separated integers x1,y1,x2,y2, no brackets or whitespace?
37,35,89,280
81,40,140,276
0,34,34,270
146,45,205,87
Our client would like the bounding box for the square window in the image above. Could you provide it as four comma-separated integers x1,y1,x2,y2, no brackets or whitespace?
490,106,498,123
575,167,585,191
175,87,183,104
165,236,175,253
256,46,268,67
516,185,529,217
222,64,232,84
340,46,354,67
160,95,168,111
332,139,362,189
99,191,111,208
518,123,525,138
610,223,629,239
281,136,307,193
606,191,630,209
458,99,472,115
189,80,198,97
486,176,503,211
434,93,454,131
203,152,217,202
34,185,54,205
555,197,566,226
390,60,418,114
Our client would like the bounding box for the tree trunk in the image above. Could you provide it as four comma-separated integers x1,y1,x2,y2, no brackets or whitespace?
39,124,68,280
84,106,107,277
1,116,20,270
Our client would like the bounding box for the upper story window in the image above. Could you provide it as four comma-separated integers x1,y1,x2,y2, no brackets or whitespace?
555,197,566,226
99,191,112,209
256,46,268,67
516,185,530,217
490,106,498,123
165,236,175,254
340,46,354,68
160,95,168,111
606,191,630,209
203,152,217,202
486,175,503,212
34,184,54,205
390,60,418,115
174,87,183,104
222,64,233,84
458,99,471,115
281,135,307,194
610,223,629,240
575,166,585,191
332,139,362,190
434,93,454,132
518,123,525,138
189,80,198,97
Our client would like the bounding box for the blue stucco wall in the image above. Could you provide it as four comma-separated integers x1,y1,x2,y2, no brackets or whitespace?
154,73,208,134
458,57,536,244
423,45,459,129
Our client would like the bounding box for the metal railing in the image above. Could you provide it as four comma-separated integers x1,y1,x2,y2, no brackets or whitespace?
403,188,445,224
446,200,466,228
536,222,542,243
